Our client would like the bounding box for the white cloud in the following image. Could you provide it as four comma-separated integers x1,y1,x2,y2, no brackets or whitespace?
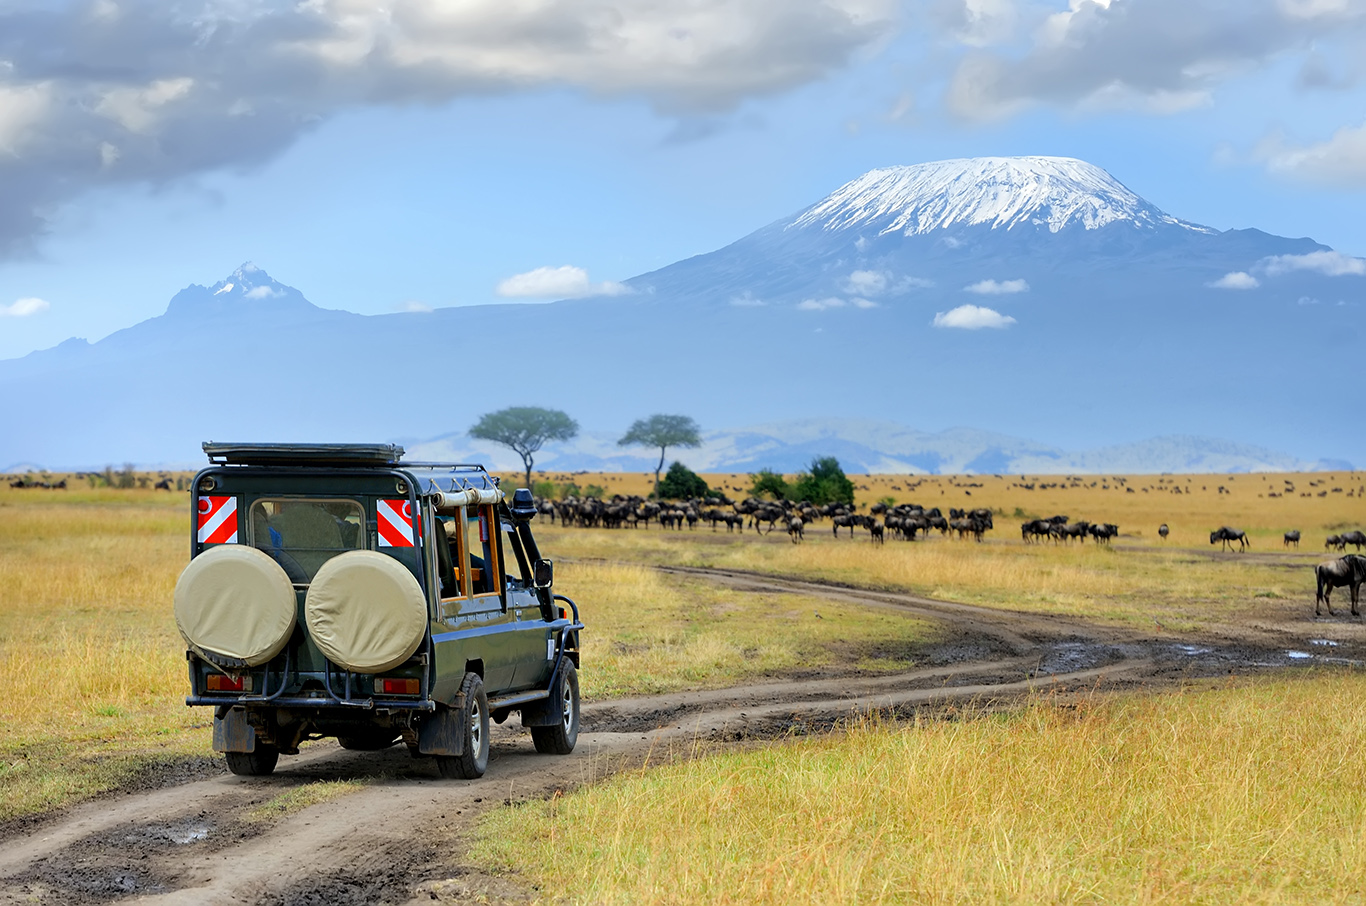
843,269,888,295
964,278,1029,295
496,266,629,299
1209,271,1260,289
933,304,1016,329
1261,250,1366,277
797,297,847,310
730,292,765,307
851,297,878,308
1256,121,1366,187
942,0,1366,121
244,285,282,299
398,300,433,313
1297,296,1321,305
0,0,898,258
0,297,49,317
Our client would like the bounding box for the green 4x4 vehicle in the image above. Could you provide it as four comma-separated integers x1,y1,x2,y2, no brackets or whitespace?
173,443,582,779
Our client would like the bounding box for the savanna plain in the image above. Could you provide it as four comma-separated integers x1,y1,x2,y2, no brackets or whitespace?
2,468,1365,904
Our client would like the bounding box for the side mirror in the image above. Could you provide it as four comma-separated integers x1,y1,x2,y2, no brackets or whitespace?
533,558,554,589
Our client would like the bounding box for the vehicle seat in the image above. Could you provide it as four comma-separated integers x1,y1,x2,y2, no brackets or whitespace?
434,518,459,598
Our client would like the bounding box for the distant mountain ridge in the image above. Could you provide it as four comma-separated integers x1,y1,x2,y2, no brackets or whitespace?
1,156,1361,469
401,418,1341,477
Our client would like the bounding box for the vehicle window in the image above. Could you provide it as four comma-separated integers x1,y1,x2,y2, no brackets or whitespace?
465,505,499,596
250,498,364,583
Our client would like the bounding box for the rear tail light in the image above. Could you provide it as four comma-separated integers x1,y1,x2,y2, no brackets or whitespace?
206,674,250,692
377,678,420,695
558,607,567,620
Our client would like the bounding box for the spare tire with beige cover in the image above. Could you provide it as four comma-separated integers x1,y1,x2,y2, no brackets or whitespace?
305,550,428,674
174,545,298,668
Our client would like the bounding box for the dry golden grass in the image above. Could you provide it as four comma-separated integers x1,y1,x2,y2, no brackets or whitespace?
476,671,1366,905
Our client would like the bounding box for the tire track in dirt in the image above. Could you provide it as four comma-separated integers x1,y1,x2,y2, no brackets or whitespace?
0,565,1324,906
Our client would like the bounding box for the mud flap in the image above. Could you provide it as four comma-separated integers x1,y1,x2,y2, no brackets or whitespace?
519,695,559,727
213,708,256,753
417,700,465,757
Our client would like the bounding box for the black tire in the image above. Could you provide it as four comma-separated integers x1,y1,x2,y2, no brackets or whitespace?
436,673,489,779
337,729,399,751
225,744,280,776
531,660,579,755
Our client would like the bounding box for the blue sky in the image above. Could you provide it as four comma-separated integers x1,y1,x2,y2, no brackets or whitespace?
1,0,1365,361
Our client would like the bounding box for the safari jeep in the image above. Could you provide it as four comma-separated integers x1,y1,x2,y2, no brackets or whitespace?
173,442,582,779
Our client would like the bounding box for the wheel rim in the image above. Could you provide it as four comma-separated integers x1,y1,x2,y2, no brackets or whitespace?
561,682,573,731
470,699,484,754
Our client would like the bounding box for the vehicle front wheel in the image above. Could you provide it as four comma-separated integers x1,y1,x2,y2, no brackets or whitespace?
436,672,489,779
225,744,280,776
531,660,579,755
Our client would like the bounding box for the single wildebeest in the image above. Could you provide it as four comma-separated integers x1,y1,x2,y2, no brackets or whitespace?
832,514,858,537
1315,555,1366,616
787,516,804,544
1210,526,1249,552
1284,530,1301,549
1326,534,1344,551
1341,530,1366,551
1158,523,1169,541
869,520,884,544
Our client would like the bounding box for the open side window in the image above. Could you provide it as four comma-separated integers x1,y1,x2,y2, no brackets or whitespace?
437,504,506,609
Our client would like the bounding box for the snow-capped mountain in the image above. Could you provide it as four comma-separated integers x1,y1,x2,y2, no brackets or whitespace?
1,156,1361,469
787,156,1214,236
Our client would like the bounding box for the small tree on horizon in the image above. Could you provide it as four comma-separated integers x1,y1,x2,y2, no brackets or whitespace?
469,406,579,492
618,414,702,500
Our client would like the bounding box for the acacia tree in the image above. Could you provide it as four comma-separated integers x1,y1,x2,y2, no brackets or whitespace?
618,414,702,499
469,406,578,492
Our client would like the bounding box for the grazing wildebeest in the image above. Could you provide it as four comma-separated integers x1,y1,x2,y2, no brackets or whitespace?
1341,530,1366,551
154,478,172,491
1284,530,1301,549
869,520,884,544
787,516,804,544
1210,526,1249,552
1158,523,1169,541
832,514,858,537
1315,555,1366,616
1327,534,1344,551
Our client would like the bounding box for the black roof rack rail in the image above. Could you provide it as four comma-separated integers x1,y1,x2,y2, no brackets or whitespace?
202,442,405,467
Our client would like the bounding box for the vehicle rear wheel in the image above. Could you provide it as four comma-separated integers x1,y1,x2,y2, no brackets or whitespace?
225,744,280,776
337,729,399,751
531,660,579,755
436,672,489,779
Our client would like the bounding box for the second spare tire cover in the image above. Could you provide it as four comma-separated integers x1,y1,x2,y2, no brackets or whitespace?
174,545,297,667
305,550,428,674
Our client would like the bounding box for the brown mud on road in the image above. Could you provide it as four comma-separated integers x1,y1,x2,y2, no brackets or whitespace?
2,564,1362,906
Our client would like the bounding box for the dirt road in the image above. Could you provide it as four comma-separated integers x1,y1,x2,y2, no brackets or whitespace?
2,564,1358,906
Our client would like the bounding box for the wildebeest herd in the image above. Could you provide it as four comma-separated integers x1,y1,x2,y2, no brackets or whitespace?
537,494,997,544
1020,516,1119,544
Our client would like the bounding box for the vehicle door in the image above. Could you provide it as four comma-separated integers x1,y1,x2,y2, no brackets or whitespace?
432,504,518,693
499,515,555,690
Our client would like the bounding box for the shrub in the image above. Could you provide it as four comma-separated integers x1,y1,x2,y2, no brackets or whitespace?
749,469,790,501
657,463,709,500
790,457,854,506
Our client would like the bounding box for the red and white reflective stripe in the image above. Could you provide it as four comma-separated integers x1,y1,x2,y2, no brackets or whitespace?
377,498,417,548
197,496,238,544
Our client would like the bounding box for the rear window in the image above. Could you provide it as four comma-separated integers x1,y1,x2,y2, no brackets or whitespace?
250,498,365,583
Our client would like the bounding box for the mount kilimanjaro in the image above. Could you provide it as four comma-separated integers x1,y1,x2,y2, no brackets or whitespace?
1,156,1361,470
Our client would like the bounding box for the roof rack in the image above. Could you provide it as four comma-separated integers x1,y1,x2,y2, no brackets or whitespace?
202,442,405,467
